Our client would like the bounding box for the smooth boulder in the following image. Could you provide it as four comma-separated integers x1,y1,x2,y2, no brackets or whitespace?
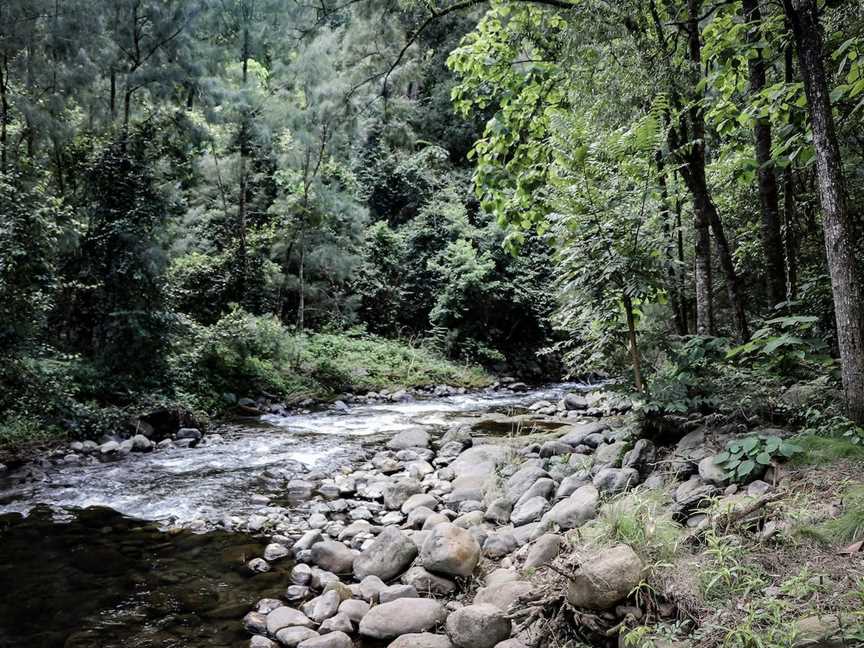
446,603,512,648
353,526,418,581
566,544,643,609
358,598,446,640
420,523,480,578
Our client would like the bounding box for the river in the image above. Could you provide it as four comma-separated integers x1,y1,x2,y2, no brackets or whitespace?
0,383,583,648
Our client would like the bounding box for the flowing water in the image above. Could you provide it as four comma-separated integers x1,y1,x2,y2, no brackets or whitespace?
0,383,584,648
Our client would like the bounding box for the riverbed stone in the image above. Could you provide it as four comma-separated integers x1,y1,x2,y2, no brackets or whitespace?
388,428,431,450
250,636,276,648
244,611,268,634
402,493,438,514
523,533,561,570
401,566,456,596
594,441,627,467
420,522,481,577
297,632,352,648
382,478,423,510
264,543,290,562
353,525,418,581
483,531,518,559
358,575,387,602
379,584,418,603
474,580,535,612
566,544,643,610
446,603,512,648
387,633,455,648
698,456,729,485
274,627,319,647
510,496,549,526
555,472,591,499
592,467,639,495
358,598,447,640
338,598,369,623
544,484,598,530
505,466,550,504
266,607,316,634
484,497,512,525
318,612,353,634
515,478,555,506
248,558,270,573
310,541,356,575
539,441,571,457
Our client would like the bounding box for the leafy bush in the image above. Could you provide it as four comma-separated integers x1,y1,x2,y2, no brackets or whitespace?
726,315,832,377
713,435,802,482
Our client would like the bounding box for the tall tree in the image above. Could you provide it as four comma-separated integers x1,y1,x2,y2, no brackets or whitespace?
782,0,864,422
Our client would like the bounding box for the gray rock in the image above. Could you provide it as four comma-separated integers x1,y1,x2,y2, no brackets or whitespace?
338,598,369,623
266,607,316,634
401,566,456,596
388,428,430,450
493,641,528,648
264,543,290,562
286,585,310,602
318,612,353,634
420,522,481,577
248,558,270,573
484,498,512,525
311,541,356,575
387,634,454,648
555,472,591,499
559,422,608,446
297,632,352,648
474,580,535,611
274,627,319,647
510,496,549,526
250,636,276,648
544,484,598,530
402,493,438,514
539,441,571,457
698,456,729,486
353,526,418,581
379,584,418,603
562,393,589,410
747,480,772,497
505,466,550,504
523,534,561,569
294,530,323,554
446,603,512,648
358,574,387,602
176,427,202,441
358,598,447,640
592,468,639,495
593,441,628,467
257,598,283,614
408,506,437,529
566,544,643,609
244,611,268,634
483,532,518,559
310,590,341,623
514,478,555,506
383,478,423,510
622,439,656,476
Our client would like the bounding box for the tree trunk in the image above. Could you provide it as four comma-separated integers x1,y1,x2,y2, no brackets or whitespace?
297,236,306,331
623,295,644,392
693,192,715,335
783,38,798,300
784,0,864,423
683,0,749,341
110,68,117,120
236,27,251,298
743,0,786,307
0,52,8,175
657,152,687,334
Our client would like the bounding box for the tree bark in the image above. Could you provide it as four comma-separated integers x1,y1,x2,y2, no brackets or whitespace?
236,26,251,298
742,0,786,308
657,152,687,334
0,52,8,175
623,295,644,392
783,38,798,300
681,0,749,340
783,0,864,423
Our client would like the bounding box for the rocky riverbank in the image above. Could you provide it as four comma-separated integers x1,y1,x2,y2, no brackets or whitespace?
234,390,864,648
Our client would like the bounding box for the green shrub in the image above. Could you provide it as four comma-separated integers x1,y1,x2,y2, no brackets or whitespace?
713,435,803,482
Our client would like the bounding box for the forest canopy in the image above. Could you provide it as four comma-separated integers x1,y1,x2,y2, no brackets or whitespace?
2,0,864,445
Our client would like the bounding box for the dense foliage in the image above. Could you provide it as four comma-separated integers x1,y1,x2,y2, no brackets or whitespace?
3,0,864,447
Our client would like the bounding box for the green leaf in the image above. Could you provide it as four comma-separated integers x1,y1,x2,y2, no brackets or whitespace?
742,437,759,453
737,460,756,478
714,451,731,464
780,442,803,458
755,452,772,465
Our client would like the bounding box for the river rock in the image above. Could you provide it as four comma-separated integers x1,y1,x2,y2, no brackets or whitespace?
566,544,643,609
420,523,481,577
402,493,438,514
379,584,418,603
318,612,353,634
250,636,276,648
523,533,561,569
309,590,341,623
545,484,598,530
388,428,430,450
353,526,418,581
358,598,447,640
555,472,591,499
622,439,656,476
594,441,627,467
311,541,356,575
266,607,316,634
264,543,290,562
515,478,555,506
408,506,437,528
474,580,535,612
401,566,456,596
358,575,387,602
338,598,369,623
484,498,512,525
539,441,571,457
244,611,268,634
297,631,352,648
559,422,607,446
510,496,549,526
483,532,518,559
275,627,319,647
446,603,512,648
383,478,423,510
592,467,639,495
248,558,270,573
505,466,550,504
698,456,729,485
387,633,455,648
